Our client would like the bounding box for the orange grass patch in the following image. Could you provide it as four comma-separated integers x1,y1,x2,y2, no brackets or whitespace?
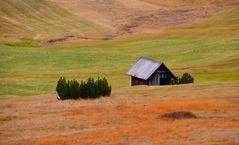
148,99,230,112
64,106,112,117
1,83,238,145
31,136,68,145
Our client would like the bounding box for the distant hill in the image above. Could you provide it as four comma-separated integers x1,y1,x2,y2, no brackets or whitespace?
0,0,111,43
0,0,238,45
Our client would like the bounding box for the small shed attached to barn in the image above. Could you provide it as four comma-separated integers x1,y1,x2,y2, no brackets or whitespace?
127,57,176,86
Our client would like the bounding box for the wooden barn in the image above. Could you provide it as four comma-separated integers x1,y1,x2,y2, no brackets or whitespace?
127,57,176,86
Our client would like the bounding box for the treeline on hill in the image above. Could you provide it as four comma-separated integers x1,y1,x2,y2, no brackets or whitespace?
56,77,112,100
171,73,194,84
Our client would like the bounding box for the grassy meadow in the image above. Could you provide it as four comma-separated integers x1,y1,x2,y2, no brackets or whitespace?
1,36,239,96
0,0,239,96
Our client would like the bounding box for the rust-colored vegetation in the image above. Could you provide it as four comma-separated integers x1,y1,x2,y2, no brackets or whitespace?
0,83,238,145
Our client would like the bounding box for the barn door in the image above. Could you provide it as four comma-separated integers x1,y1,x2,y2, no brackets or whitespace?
149,73,160,85
160,73,170,85
156,73,160,85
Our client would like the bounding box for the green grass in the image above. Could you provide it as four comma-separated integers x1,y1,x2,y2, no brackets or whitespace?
0,36,238,96
0,0,239,96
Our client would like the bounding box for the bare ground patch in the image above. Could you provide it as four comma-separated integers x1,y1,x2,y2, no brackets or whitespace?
120,0,239,34
160,111,197,119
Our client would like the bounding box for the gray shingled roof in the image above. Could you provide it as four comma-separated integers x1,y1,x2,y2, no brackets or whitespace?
127,57,162,80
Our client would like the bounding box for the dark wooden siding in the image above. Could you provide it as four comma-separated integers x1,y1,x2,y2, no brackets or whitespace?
148,73,160,85
131,76,148,86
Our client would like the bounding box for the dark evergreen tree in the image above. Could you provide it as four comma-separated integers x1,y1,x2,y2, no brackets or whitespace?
56,77,67,100
170,73,194,85
79,80,87,99
181,73,194,84
69,80,80,99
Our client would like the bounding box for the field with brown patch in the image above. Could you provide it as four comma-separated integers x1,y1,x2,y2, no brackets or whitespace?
0,0,239,144
0,83,239,145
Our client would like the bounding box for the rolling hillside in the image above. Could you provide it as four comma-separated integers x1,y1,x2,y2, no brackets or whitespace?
0,0,111,44
48,0,239,40
139,0,235,7
0,0,238,44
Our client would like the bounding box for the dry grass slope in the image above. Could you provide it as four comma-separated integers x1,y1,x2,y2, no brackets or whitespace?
1,0,238,44
140,0,235,7
0,0,110,43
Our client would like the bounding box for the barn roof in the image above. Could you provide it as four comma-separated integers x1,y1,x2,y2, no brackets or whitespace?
127,57,162,80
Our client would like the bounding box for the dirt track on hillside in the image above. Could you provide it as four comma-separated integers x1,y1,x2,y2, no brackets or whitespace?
43,0,239,44
117,0,239,35
0,83,239,145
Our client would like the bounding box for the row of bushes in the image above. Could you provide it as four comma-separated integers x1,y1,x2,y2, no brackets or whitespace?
171,73,194,84
56,77,112,100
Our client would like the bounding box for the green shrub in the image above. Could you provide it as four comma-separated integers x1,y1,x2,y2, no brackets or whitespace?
101,77,111,96
181,73,194,84
171,73,194,85
171,76,180,85
79,80,87,99
86,78,97,98
56,77,67,100
56,77,112,100
69,80,80,99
